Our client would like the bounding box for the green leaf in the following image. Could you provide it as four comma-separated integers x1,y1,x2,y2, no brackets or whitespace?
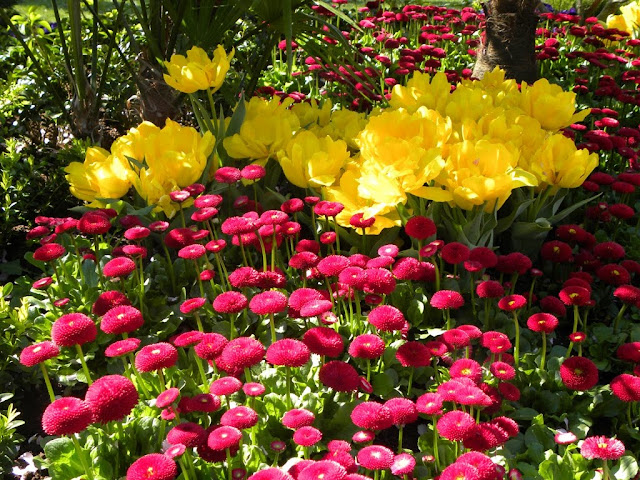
371,371,395,397
612,455,638,480
43,437,85,479
547,192,601,224
512,408,540,420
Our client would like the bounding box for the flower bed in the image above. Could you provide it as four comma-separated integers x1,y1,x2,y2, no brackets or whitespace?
5,2,640,480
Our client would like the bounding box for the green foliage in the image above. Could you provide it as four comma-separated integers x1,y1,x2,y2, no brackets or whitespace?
0,393,25,474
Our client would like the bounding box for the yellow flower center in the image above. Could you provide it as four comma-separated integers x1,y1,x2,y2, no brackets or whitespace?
33,346,42,353
152,349,161,355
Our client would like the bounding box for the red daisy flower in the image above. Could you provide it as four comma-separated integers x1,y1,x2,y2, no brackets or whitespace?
33,243,66,263
42,397,92,435
317,255,350,277
126,453,178,480
490,361,515,381
194,333,228,360
580,436,625,460
368,305,405,331
350,402,393,431
560,356,599,391
617,342,640,362
173,331,204,348
596,264,630,286
293,426,323,447
593,241,626,260
481,331,512,354
51,313,97,347
85,374,138,423
614,285,640,305
352,430,376,444
610,374,640,402
298,460,347,480
450,358,482,384
442,328,471,349
526,313,559,334
213,291,248,314
431,290,465,309
395,341,431,367
219,337,265,370
92,290,131,316
441,242,470,265
77,211,111,235
437,410,476,441
457,452,499,480
439,463,479,480
319,361,360,392
404,216,437,239
469,247,498,268
209,377,243,396
541,241,573,263
188,393,221,413
101,305,144,335
476,280,505,299
390,453,416,476
384,398,418,425
247,468,293,480
243,382,266,397
349,334,386,360
103,257,137,278
134,343,178,372
282,408,315,429
105,338,141,357
180,297,207,315
266,339,311,367
207,425,243,451
221,406,259,429
416,392,443,415
497,294,527,311
20,341,59,367
539,296,566,317
498,382,521,401
357,445,394,470
363,268,396,295
303,327,344,357
249,291,288,315
167,422,207,447
155,388,180,409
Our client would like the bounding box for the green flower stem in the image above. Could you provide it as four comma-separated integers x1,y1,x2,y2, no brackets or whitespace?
69,235,85,284
512,311,520,368
269,313,277,344
75,344,93,385
613,304,627,333
603,460,610,480
71,434,94,480
158,369,169,392
126,352,152,399
178,205,186,228
178,458,191,480
244,367,252,383
162,243,177,295
433,259,441,292
572,305,580,334
239,238,250,268
406,367,414,398
193,260,206,298
540,332,547,371
565,341,575,359
271,232,278,272
432,417,440,471
115,420,127,469
184,449,199,479
51,261,63,290
333,216,341,253
397,425,404,454
286,366,293,410
40,363,56,403
484,298,490,330
226,448,233,480
366,359,371,383
137,257,145,317
528,278,537,309
195,354,209,392
194,312,204,333
93,236,104,286
214,253,231,291
158,419,167,451
469,274,477,318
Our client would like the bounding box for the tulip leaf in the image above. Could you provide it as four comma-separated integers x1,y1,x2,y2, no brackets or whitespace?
612,456,638,480
226,93,246,138
546,193,601,225
495,198,536,234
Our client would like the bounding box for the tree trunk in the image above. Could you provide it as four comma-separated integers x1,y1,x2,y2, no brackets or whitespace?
472,0,539,84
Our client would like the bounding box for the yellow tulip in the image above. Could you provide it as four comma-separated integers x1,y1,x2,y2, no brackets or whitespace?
65,147,134,205
223,97,300,162
519,78,590,131
323,163,402,235
526,134,599,189
164,45,234,94
390,71,451,113
276,130,350,189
